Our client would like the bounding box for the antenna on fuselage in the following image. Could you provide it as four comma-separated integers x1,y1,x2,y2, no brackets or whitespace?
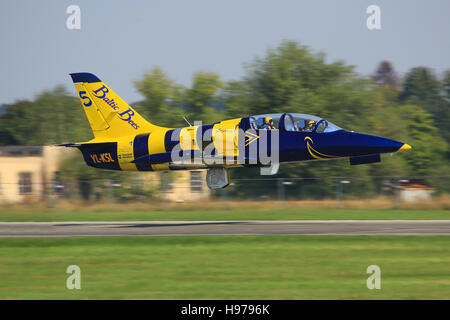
183,116,192,127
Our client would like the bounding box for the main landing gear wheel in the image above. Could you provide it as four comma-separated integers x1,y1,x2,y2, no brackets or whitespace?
206,167,230,189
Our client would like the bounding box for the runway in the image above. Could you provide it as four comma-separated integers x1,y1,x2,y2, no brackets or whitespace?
0,220,449,237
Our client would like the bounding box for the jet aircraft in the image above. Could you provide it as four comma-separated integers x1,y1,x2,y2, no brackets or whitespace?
60,73,411,189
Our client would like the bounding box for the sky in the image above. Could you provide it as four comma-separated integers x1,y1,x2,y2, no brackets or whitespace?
0,0,449,104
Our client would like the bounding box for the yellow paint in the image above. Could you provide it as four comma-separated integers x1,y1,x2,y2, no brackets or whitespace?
148,128,170,154
74,80,167,139
72,77,251,172
90,153,115,164
148,128,171,171
304,137,338,160
398,143,412,152
117,135,137,171
74,83,110,133
212,118,241,157
245,131,259,147
180,126,200,151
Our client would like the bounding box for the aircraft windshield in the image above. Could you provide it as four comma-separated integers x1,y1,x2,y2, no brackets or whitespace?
249,113,342,133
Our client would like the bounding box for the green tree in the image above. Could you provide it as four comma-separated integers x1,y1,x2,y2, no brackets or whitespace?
225,41,354,118
134,67,186,127
398,104,447,175
222,41,448,197
440,70,450,148
185,71,224,124
223,81,253,118
0,86,91,146
400,67,449,150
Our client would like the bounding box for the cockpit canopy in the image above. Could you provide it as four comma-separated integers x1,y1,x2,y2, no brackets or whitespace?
248,113,342,133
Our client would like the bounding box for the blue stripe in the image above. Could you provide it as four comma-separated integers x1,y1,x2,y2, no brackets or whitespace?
164,128,181,152
199,124,216,155
70,72,102,83
133,133,153,171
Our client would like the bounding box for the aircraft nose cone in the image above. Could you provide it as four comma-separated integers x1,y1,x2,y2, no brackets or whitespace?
397,143,412,152
337,132,410,156
368,136,404,154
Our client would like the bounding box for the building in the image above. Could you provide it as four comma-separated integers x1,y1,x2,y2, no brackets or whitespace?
0,146,62,203
0,146,210,204
399,183,434,202
159,170,210,202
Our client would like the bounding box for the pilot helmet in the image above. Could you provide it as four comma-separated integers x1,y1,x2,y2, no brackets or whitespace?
265,117,273,125
307,120,315,127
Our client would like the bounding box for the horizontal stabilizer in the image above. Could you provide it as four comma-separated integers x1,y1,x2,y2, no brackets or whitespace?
56,143,82,148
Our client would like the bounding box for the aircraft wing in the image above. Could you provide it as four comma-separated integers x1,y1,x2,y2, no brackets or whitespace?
132,150,256,166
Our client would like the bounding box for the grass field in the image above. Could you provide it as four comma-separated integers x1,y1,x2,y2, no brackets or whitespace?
0,235,449,299
0,209,449,222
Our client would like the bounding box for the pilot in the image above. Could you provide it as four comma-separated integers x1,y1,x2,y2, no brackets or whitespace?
306,120,316,132
263,117,276,130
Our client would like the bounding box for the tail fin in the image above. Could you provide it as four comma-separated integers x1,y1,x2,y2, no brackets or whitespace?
70,72,160,139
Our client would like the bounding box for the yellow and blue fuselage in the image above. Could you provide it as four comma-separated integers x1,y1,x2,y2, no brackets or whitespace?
62,73,411,178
